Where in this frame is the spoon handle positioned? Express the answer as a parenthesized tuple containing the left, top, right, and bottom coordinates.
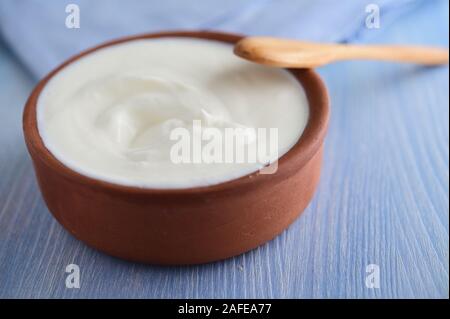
(335, 44, 449, 65)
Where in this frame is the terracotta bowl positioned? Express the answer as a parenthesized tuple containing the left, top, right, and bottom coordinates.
(23, 31, 329, 265)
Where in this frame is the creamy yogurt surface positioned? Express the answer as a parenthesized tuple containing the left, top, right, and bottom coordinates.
(37, 38, 309, 189)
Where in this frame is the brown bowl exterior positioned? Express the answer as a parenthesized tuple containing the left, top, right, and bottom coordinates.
(23, 31, 329, 265)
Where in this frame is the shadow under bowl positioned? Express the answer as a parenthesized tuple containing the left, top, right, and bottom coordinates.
(23, 31, 329, 265)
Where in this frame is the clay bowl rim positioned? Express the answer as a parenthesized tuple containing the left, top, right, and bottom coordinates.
(23, 30, 329, 196)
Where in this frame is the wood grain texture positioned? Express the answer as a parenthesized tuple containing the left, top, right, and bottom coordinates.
(0, 2, 448, 298)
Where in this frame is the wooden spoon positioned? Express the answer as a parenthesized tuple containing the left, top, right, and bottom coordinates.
(234, 37, 449, 68)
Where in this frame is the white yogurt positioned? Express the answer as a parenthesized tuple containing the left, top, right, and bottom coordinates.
(37, 38, 309, 189)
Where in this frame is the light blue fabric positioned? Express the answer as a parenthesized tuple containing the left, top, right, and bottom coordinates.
(0, 0, 423, 79)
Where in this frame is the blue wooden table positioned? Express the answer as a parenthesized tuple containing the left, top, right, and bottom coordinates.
(0, 2, 448, 298)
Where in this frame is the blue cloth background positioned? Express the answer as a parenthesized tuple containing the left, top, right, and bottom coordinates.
(0, 0, 423, 78)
